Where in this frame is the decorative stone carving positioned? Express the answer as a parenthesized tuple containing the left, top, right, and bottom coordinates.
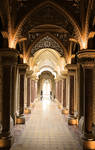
(31, 35, 64, 56)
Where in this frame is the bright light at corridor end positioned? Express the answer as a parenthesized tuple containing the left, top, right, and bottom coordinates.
(42, 100, 51, 111)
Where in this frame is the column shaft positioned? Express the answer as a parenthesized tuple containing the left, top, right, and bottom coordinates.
(19, 74, 24, 115)
(63, 78, 66, 108)
(1, 66, 11, 135)
(84, 69, 93, 133)
(0, 49, 18, 148)
(11, 66, 17, 123)
(55, 81, 58, 100)
(69, 75, 74, 116)
(79, 66, 84, 118)
(27, 78, 31, 107)
(31, 80, 35, 103)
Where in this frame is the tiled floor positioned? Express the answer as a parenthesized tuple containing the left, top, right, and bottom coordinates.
(10, 100, 83, 150)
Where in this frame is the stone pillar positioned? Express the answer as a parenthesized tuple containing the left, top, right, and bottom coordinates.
(77, 50, 95, 149)
(69, 75, 74, 116)
(59, 80, 61, 103)
(58, 80, 60, 102)
(31, 80, 35, 103)
(55, 79, 58, 100)
(16, 64, 27, 124)
(0, 49, 18, 148)
(84, 69, 93, 134)
(78, 65, 84, 119)
(66, 64, 78, 125)
(24, 77, 31, 114)
(11, 66, 17, 125)
(60, 80, 62, 103)
(63, 78, 66, 108)
(61, 79, 63, 105)
(27, 78, 31, 107)
(20, 74, 24, 115)
(62, 78, 69, 115)
(57, 79, 63, 109)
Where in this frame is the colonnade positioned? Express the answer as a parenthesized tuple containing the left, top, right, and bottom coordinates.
(0, 48, 95, 149)
(0, 48, 38, 148)
(55, 50, 95, 149)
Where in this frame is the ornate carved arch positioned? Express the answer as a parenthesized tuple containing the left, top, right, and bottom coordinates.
(13, 1, 81, 47)
(26, 33, 68, 59)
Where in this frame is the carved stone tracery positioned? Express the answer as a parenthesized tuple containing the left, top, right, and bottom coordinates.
(31, 35, 64, 56)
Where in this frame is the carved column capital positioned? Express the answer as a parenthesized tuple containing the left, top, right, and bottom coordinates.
(0, 48, 19, 65)
(77, 49, 95, 68)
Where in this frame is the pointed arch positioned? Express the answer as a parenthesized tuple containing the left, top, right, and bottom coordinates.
(26, 32, 68, 60)
(13, 0, 81, 47)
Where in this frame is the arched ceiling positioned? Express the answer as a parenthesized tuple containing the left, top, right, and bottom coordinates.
(11, 0, 82, 49)
(0, 0, 95, 56)
(29, 48, 66, 77)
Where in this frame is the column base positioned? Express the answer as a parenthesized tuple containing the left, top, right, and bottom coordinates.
(24, 108, 31, 114)
(61, 109, 69, 115)
(0, 136, 13, 148)
(58, 104, 63, 109)
(16, 116, 25, 124)
(68, 117, 78, 125)
(83, 136, 95, 150)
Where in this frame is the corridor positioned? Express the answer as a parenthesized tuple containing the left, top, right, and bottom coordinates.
(11, 100, 83, 150)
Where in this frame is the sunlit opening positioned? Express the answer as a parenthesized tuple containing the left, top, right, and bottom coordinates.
(42, 80, 51, 110)
(43, 80, 51, 100)
(42, 99, 51, 111)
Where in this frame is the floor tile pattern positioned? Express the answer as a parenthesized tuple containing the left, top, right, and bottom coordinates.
(10, 100, 83, 150)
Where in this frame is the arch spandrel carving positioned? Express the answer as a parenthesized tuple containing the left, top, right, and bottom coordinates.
(30, 35, 64, 56)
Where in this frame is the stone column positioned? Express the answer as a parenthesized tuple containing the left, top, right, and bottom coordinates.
(84, 68, 93, 134)
(57, 79, 63, 109)
(58, 80, 61, 103)
(0, 49, 18, 148)
(35, 79, 38, 99)
(63, 78, 66, 108)
(78, 65, 84, 119)
(62, 78, 69, 115)
(27, 78, 31, 107)
(11, 66, 17, 125)
(66, 64, 78, 125)
(69, 75, 74, 116)
(77, 50, 95, 149)
(55, 79, 58, 100)
(60, 80, 62, 103)
(31, 80, 35, 103)
(16, 64, 27, 124)
(20, 74, 24, 114)
(61, 79, 63, 105)
(24, 77, 31, 114)
(68, 74, 78, 125)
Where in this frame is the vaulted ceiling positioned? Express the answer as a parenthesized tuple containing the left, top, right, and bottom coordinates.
(0, 0, 95, 62)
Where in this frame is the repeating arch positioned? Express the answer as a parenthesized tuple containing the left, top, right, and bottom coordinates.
(26, 33, 68, 60)
(13, 1, 81, 47)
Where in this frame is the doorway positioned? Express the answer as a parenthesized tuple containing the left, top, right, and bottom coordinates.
(42, 79, 51, 101)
